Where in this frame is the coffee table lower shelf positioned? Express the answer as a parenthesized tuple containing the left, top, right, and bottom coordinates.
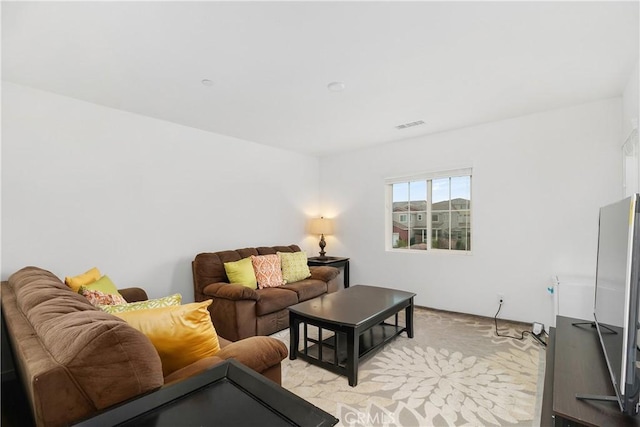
(300, 323, 403, 368)
(293, 319, 410, 386)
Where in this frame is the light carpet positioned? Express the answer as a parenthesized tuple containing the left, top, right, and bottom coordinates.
(271, 307, 546, 427)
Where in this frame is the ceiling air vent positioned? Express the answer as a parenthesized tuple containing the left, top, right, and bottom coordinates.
(395, 120, 425, 130)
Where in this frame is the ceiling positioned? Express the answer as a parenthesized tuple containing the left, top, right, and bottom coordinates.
(2, 1, 639, 157)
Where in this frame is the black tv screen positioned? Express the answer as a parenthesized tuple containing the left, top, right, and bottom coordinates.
(593, 194, 640, 415)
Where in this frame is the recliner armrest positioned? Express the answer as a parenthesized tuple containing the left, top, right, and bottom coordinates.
(215, 336, 287, 374)
(203, 282, 260, 301)
(162, 356, 224, 385)
(118, 287, 148, 303)
(309, 266, 340, 282)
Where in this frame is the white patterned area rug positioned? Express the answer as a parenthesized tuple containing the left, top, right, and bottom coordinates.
(271, 307, 546, 427)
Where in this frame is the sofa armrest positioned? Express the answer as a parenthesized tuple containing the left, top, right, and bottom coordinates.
(216, 336, 287, 374)
(162, 356, 224, 385)
(203, 282, 260, 301)
(118, 287, 148, 303)
(309, 266, 340, 282)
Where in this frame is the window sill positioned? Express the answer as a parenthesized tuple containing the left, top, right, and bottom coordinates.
(386, 248, 473, 256)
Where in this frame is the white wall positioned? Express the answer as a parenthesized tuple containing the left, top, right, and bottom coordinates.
(1, 82, 321, 300)
(319, 98, 622, 327)
(622, 60, 640, 196)
(622, 60, 639, 141)
(1, 81, 627, 327)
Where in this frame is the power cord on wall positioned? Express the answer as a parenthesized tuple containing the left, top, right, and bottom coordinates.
(494, 302, 547, 347)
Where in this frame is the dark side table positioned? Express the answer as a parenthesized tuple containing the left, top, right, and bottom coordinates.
(308, 256, 350, 288)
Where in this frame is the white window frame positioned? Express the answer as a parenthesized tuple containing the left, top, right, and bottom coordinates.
(385, 167, 472, 254)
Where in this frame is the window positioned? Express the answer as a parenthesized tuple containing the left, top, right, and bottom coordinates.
(387, 169, 471, 252)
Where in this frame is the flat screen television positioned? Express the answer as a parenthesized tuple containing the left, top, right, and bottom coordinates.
(592, 194, 640, 415)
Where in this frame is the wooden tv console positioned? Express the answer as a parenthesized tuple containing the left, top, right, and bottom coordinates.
(542, 315, 640, 426)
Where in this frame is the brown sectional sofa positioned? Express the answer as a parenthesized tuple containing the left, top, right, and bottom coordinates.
(193, 245, 340, 341)
(1, 266, 288, 427)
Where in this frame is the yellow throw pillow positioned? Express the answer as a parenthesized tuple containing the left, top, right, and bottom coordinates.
(223, 257, 257, 289)
(65, 267, 101, 292)
(277, 251, 311, 283)
(80, 275, 122, 296)
(114, 300, 220, 377)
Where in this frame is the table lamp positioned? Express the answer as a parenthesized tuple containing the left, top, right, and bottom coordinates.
(309, 217, 334, 258)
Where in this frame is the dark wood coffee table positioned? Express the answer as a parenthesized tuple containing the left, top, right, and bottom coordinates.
(289, 285, 415, 386)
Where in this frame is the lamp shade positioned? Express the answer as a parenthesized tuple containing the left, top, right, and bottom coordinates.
(309, 217, 334, 235)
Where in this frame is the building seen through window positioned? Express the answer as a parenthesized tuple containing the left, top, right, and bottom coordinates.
(390, 174, 471, 251)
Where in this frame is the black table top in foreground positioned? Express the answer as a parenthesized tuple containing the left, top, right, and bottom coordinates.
(75, 359, 338, 427)
(289, 285, 416, 386)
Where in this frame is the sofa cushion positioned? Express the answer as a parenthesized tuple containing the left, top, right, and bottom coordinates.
(282, 279, 328, 302)
(115, 300, 221, 377)
(255, 287, 299, 316)
(257, 246, 296, 255)
(251, 254, 284, 289)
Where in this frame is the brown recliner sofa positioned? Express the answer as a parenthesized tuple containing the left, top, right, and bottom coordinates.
(193, 245, 340, 341)
(1, 266, 288, 427)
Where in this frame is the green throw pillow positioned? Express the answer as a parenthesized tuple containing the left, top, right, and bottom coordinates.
(278, 251, 311, 283)
(224, 257, 257, 289)
(79, 275, 122, 297)
(100, 293, 183, 314)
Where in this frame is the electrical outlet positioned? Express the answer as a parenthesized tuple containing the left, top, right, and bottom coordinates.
(533, 322, 544, 335)
(497, 293, 505, 305)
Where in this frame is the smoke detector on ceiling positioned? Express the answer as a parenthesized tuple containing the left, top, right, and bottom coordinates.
(327, 81, 346, 92)
(395, 120, 425, 130)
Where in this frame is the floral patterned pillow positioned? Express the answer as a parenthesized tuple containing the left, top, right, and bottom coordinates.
(251, 254, 285, 289)
(81, 288, 127, 307)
